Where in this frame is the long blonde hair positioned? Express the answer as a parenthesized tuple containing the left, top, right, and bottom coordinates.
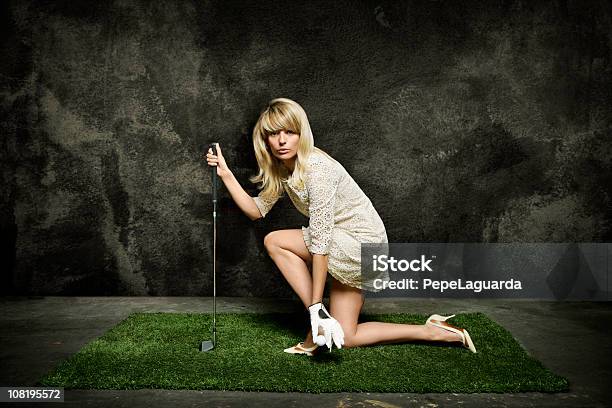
(250, 98, 332, 197)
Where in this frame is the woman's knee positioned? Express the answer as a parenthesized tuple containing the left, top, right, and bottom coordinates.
(263, 230, 281, 253)
(341, 330, 359, 348)
(263, 230, 311, 264)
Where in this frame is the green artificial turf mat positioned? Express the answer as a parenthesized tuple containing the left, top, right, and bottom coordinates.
(39, 312, 569, 393)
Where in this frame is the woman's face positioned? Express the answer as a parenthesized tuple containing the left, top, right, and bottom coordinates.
(267, 129, 300, 160)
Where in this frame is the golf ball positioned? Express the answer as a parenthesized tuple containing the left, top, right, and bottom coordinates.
(315, 335, 326, 346)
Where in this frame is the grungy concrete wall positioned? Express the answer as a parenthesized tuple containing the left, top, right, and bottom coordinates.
(1, 0, 611, 296)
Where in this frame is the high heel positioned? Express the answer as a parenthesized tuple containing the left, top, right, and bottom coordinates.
(426, 315, 477, 353)
(283, 342, 319, 356)
(425, 314, 455, 325)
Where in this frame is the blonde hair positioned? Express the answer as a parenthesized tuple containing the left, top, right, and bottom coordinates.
(250, 98, 332, 197)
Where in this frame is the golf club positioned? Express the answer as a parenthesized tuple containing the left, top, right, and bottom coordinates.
(200, 142, 218, 352)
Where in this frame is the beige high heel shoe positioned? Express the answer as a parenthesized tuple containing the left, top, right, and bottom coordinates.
(426, 314, 477, 353)
(426, 313, 455, 325)
(283, 342, 319, 356)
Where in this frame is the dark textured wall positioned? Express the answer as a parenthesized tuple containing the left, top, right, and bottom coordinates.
(1, 0, 611, 296)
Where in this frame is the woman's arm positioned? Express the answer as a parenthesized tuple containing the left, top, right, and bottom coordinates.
(220, 171, 263, 221)
(206, 143, 263, 221)
(311, 254, 329, 304)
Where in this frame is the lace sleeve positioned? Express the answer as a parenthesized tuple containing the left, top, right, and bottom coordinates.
(253, 190, 281, 218)
(305, 158, 340, 255)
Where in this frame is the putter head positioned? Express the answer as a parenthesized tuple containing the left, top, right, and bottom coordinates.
(199, 340, 214, 352)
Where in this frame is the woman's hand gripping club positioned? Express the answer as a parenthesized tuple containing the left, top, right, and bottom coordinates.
(206, 142, 231, 179)
(308, 302, 345, 350)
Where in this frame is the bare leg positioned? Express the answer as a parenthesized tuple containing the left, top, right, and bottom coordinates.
(264, 229, 313, 307)
(329, 279, 463, 347)
(264, 229, 317, 347)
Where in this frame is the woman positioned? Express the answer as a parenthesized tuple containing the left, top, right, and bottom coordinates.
(205, 97, 476, 355)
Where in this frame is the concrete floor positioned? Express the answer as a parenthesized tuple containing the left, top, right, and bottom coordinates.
(0, 296, 610, 408)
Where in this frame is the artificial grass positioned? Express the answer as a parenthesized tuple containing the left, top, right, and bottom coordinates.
(38, 312, 569, 393)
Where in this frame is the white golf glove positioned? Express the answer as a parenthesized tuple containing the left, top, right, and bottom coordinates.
(308, 302, 345, 350)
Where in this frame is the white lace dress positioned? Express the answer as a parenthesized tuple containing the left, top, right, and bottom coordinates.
(253, 150, 389, 292)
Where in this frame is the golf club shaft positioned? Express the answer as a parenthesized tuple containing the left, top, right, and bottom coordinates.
(210, 143, 218, 344)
